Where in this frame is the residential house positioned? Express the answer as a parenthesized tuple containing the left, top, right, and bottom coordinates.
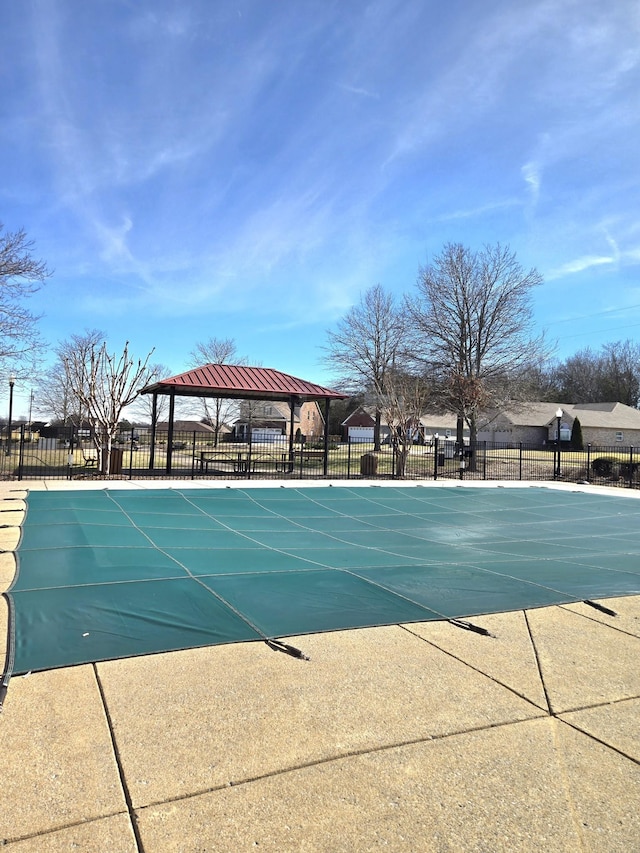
(549, 403, 640, 447)
(234, 400, 324, 441)
(477, 403, 562, 445)
(156, 420, 224, 439)
(477, 402, 640, 447)
(342, 401, 640, 448)
(341, 406, 467, 444)
(341, 407, 391, 443)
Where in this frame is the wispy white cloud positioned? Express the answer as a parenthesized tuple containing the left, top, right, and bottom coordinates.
(93, 215, 133, 264)
(337, 83, 379, 100)
(522, 162, 541, 206)
(435, 199, 522, 223)
(382, 1, 562, 165)
(127, 8, 194, 40)
(547, 255, 615, 279)
(602, 228, 622, 264)
(545, 217, 640, 282)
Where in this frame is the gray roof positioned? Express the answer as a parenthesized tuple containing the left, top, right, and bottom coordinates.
(346, 401, 640, 432)
(419, 413, 460, 430)
(156, 420, 218, 433)
(343, 406, 460, 430)
(480, 402, 640, 430)
(566, 402, 640, 429)
(480, 403, 564, 428)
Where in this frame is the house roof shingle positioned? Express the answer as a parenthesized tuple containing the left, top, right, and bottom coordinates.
(480, 402, 640, 431)
(155, 420, 219, 434)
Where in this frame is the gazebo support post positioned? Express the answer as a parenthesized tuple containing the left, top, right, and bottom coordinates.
(166, 392, 175, 474)
(323, 399, 330, 477)
(289, 397, 296, 469)
(149, 393, 157, 470)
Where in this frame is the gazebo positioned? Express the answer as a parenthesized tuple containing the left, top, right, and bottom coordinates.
(140, 364, 348, 475)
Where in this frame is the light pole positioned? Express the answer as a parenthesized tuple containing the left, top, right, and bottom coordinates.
(6, 375, 15, 457)
(555, 407, 563, 479)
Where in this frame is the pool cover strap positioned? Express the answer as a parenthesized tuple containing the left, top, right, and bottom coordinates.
(265, 639, 311, 660)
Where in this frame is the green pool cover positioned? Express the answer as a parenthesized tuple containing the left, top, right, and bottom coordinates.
(3, 485, 640, 699)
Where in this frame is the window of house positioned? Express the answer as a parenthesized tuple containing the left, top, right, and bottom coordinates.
(616, 431, 624, 442)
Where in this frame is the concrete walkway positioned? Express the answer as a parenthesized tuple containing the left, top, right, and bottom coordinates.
(1, 481, 639, 851)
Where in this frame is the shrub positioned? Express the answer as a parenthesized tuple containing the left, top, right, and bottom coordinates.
(570, 417, 583, 450)
(620, 460, 640, 480)
(306, 440, 339, 451)
(591, 456, 620, 478)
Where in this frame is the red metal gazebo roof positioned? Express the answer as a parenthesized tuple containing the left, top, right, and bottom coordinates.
(141, 364, 348, 402)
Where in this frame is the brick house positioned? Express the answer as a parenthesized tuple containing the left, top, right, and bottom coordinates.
(343, 402, 640, 447)
(235, 400, 324, 441)
(340, 407, 390, 443)
(477, 402, 640, 446)
(547, 403, 640, 446)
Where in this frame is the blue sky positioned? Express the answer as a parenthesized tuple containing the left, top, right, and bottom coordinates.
(2, 0, 639, 418)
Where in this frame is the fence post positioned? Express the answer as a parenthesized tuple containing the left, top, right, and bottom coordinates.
(298, 440, 304, 478)
(587, 444, 591, 481)
(433, 436, 439, 480)
(190, 431, 197, 480)
(483, 441, 487, 480)
(519, 442, 523, 481)
(67, 427, 76, 480)
(17, 424, 25, 481)
(629, 446, 634, 489)
(128, 427, 134, 480)
(347, 438, 352, 479)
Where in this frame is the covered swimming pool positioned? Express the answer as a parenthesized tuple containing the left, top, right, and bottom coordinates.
(3, 483, 640, 702)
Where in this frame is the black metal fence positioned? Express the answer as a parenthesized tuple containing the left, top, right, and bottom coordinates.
(2, 426, 640, 490)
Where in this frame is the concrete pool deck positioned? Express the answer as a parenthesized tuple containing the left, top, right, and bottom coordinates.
(1, 480, 640, 851)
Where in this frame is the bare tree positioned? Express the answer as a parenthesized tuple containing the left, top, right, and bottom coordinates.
(514, 360, 562, 402)
(378, 369, 432, 477)
(34, 360, 76, 424)
(552, 340, 640, 407)
(406, 243, 546, 457)
(36, 330, 104, 425)
(553, 348, 603, 403)
(188, 337, 248, 446)
(323, 285, 405, 450)
(0, 223, 51, 376)
(62, 337, 155, 474)
(600, 340, 640, 407)
(127, 362, 174, 424)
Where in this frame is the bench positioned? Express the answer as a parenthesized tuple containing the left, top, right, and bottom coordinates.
(275, 450, 325, 472)
(293, 450, 325, 460)
(199, 452, 249, 474)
